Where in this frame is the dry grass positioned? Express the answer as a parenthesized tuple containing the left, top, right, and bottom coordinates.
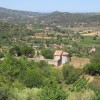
(67, 89, 95, 100)
(70, 57, 90, 68)
(81, 32, 97, 36)
(81, 31, 100, 36)
(31, 36, 51, 39)
(88, 77, 100, 91)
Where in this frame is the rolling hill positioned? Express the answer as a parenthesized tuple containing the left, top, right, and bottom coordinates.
(0, 7, 100, 26)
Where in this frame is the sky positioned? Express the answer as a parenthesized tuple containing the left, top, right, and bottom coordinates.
(0, 0, 100, 12)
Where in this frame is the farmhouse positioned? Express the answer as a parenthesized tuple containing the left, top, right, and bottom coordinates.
(53, 50, 69, 66)
(28, 50, 69, 66)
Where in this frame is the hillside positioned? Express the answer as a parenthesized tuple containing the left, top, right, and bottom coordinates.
(39, 11, 100, 26)
(0, 7, 100, 26)
(0, 7, 48, 24)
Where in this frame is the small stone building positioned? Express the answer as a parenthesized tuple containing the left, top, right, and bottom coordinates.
(62, 51, 69, 64)
(53, 50, 69, 66)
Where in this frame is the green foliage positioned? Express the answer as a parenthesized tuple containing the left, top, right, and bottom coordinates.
(0, 76, 11, 100)
(0, 56, 63, 89)
(38, 60, 48, 68)
(84, 50, 100, 75)
(0, 57, 28, 82)
(93, 35, 97, 40)
(41, 48, 54, 59)
(62, 64, 82, 84)
(0, 46, 99, 99)
(0, 86, 9, 100)
(0, 52, 4, 58)
(23, 69, 44, 88)
(67, 89, 94, 100)
(93, 90, 100, 100)
(77, 36, 100, 46)
(72, 78, 88, 92)
(84, 63, 100, 75)
(9, 46, 22, 56)
(21, 45, 35, 57)
(38, 84, 67, 100)
(10, 88, 41, 100)
(9, 45, 35, 57)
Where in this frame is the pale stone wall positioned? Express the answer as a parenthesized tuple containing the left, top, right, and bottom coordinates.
(48, 60, 58, 66)
(54, 55, 60, 60)
(62, 56, 68, 64)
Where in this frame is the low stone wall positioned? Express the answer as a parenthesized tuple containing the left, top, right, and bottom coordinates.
(28, 58, 58, 66)
(48, 60, 58, 66)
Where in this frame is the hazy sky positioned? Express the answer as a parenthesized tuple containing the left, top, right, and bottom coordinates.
(0, 0, 100, 12)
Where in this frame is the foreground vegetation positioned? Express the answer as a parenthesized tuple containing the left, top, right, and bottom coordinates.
(0, 48, 100, 100)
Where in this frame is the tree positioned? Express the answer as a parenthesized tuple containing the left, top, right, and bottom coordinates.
(0, 52, 4, 58)
(41, 49, 54, 59)
(63, 64, 82, 84)
(21, 45, 35, 57)
(93, 35, 97, 40)
(38, 83, 67, 100)
(9, 45, 35, 57)
(9, 46, 22, 56)
(84, 49, 100, 75)
(23, 69, 44, 88)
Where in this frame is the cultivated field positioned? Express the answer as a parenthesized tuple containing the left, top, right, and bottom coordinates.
(70, 57, 90, 68)
(81, 31, 100, 36)
(31, 36, 51, 39)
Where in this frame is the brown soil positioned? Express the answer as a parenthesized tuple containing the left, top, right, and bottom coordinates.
(70, 57, 90, 68)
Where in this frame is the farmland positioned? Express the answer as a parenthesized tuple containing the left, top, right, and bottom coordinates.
(0, 7, 100, 100)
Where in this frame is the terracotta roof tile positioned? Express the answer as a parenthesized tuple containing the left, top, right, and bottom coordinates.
(62, 52, 69, 55)
(54, 50, 63, 56)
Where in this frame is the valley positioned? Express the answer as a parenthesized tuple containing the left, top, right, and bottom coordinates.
(0, 7, 100, 100)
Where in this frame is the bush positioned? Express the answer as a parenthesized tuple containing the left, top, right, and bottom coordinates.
(93, 90, 100, 100)
(0, 76, 11, 100)
(10, 88, 40, 100)
(63, 64, 82, 84)
(84, 50, 100, 75)
(23, 69, 44, 88)
(9, 45, 35, 57)
(41, 49, 54, 59)
(21, 45, 35, 57)
(38, 84, 67, 100)
(67, 89, 94, 100)
(0, 52, 4, 58)
(9, 46, 22, 56)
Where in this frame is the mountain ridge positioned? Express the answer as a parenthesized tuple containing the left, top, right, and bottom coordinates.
(0, 7, 100, 26)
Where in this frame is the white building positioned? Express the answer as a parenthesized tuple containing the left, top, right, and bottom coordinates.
(54, 50, 69, 66)
(62, 52, 69, 64)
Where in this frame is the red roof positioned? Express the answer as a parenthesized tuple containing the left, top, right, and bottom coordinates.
(54, 50, 63, 56)
(54, 50, 68, 56)
(62, 52, 68, 56)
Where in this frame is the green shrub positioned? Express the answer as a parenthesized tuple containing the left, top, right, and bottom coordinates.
(67, 89, 94, 100)
(38, 84, 67, 100)
(10, 88, 40, 100)
(62, 64, 82, 84)
(41, 48, 54, 59)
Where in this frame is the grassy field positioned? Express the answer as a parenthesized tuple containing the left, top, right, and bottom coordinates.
(76, 37, 100, 47)
(70, 57, 90, 68)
